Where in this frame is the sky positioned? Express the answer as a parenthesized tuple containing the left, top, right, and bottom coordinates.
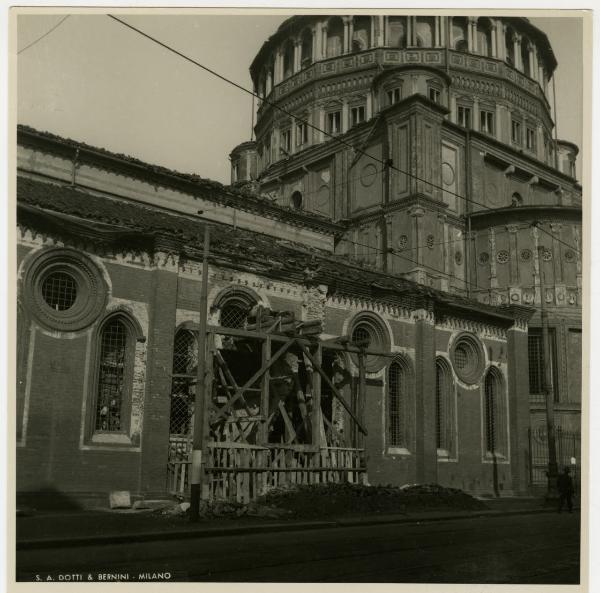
(16, 12, 584, 184)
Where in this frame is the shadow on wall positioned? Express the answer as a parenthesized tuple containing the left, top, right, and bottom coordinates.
(17, 485, 84, 512)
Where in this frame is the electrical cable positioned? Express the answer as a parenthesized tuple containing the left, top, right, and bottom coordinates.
(18, 15, 70, 55)
(106, 13, 581, 256)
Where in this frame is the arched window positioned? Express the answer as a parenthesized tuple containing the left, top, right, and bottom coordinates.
(511, 192, 523, 207)
(476, 18, 493, 57)
(435, 358, 455, 456)
(350, 312, 391, 373)
(484, 367, 507, 457)
(452, 17, 468, 52)
(282, 40, 295, 79)
(216, 288, 258, 329)
(521, 39, 531, 76)
(291, 190, 303, 210)
(300, 29, 313, 68)
(326, 17, 344, 58)
(170, 329, 197, 437)
(388, 357, 412, 449)
(505, 28, 515, 66)
(94, 315, 137, 433)
(415, 16, 435, 47)
(352, 16, 371, 51)
(387, 16, 407, 48)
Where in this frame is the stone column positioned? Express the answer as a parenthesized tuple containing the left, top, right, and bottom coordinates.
(530, 44, 538, 80)
(370, 17, 375, 48)
(473, 96, 480, 132)
(507, 224, 519, 286)
(318, 106, 325, 142)
(468, 17, 476, 53)
(378, 16, 385, 46)
(343, 19, 350, 54)
(290, 120, 296, 154)
(514, 34, 521, 70)
(346, 17, 354, 53)
(407, 17, 414, 47)
(440, 16, 446, 46)
(322, 25, 328, 59)
(366, 93, 373, 120)
(294, 39, 301, 73)
(266, 68, 273, 95)
(413, 307, 438, 484)
(491, 23, 497, 57)
(434, 16, 441, 46)
(314, 22, 322, 59)
(341, 99, 349, 133)
(496, 22, 505, 61)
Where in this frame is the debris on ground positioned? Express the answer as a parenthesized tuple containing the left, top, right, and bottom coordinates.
(156, 499, 292, 520)
(255, 482, 488, 519)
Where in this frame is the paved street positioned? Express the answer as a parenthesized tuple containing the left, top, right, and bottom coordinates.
(17, 512, 580, 584)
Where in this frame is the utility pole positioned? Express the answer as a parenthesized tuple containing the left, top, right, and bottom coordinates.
(190, 224, 210, 522)
(537, 242, 558, 499)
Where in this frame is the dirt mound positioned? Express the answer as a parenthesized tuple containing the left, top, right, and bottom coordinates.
(257, 482, 488, 519)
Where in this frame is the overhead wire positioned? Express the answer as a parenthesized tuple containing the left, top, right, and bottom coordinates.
(106, 13, 581, 256)
(18, 15, 70, 55)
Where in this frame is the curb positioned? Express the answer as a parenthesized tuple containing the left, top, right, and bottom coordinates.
(16, 507, 564, 551)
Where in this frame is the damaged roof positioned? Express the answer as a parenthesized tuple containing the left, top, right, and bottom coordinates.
(17, 125, 344, 237)
(17, 175, 531, 326)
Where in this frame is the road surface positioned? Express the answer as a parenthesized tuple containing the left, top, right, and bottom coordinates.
(17, 512, 580, 584)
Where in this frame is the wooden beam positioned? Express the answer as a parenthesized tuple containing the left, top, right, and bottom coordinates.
(212, 338, 297, 422)
(300, 345, 368, 436)
(259, 336, 271, 444)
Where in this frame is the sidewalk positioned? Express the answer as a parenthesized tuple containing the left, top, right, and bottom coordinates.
(16, 496, 573, 550)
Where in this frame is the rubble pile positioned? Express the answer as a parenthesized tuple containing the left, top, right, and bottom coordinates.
(257, 482, 488, 518)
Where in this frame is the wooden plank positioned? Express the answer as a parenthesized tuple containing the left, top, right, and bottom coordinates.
(300, 345, 368, 436)
(278, 400, 297, 444)
(212, 338, 297, 422)
(260, 336, 271, 445)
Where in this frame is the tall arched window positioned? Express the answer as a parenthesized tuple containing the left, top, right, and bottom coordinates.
(352, 16, 371, 51)
(326, 17, 344, 58)
(170, 329, 197, 438)
(415, 17, 435, 47)
(300, 29, 313, 67)
(388, 357, 412, 449)
(452, 17, 468, 52)
(282, 40, 295, 79)
(505, 28, 515, 66)
(476, 18, 493, 57)
(521, 39, 531, 76)
(484, 367, 507, 457)
(435, 358, 455, 456)
(94, 315, 137, 433)
(387, 16, 407, 48)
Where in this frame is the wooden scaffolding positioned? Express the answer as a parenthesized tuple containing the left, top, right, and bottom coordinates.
(167, 307, 371, 502)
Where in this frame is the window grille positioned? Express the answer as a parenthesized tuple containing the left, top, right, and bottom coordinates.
(528, 330, 559, 403)
(95, 319, 128, 432)
(351, 325, 371, 348)
(454, 345, 468, 370)
(435, 362, 447, 450)
(42, 271, 77, 311)
(388, 362, 404, 447)
(170, 329, 197, 436)
(220, 303, 250, 329)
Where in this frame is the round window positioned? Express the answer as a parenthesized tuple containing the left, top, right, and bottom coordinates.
(450, 333, 485, 384)
(22, 248, 107, 332)
(350, 313, 390, 373)
(41, 271, 78, 311)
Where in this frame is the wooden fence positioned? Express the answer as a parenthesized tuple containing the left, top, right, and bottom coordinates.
(167, 442, 367, 502)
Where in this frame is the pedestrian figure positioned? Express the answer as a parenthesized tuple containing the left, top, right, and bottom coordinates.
(557, 467, 575, 513)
